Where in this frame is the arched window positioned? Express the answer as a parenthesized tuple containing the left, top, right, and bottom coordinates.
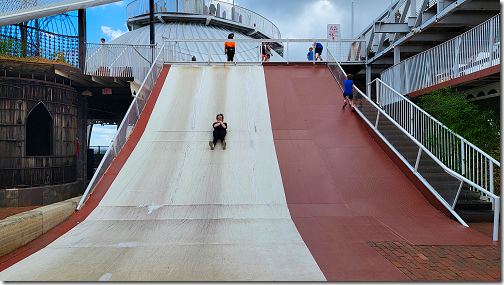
(26, 102, 52, 156)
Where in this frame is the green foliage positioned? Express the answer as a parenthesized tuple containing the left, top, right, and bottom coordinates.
(0, 38, 26, 57)
(50, 50, 67, 63)
(417, 87, 500, 161)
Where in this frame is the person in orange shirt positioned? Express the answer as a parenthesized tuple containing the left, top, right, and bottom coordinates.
(224, 33, 235, 62)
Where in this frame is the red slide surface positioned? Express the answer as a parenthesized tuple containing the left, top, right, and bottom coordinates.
(263, 64, 495, 281)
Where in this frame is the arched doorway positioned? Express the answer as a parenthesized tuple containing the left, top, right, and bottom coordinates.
(26, 102, 52, 156)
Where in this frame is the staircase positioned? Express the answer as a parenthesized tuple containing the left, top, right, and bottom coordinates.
(367, 109, 494, 222)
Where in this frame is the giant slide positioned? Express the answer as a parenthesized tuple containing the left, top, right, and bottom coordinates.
(0, 66, 325, 281)
(0, 65, 495, 281)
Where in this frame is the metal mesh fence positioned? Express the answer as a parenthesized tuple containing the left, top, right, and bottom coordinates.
(0, 24, 79, 66)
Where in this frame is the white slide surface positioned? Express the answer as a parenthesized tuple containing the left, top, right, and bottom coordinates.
(0, 66, 325, 281)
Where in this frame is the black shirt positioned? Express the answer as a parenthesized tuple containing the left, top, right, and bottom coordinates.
(213, 122, 227, 131)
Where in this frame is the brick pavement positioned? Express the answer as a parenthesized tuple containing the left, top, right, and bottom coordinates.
(0, 207, 500, 281)
(368, 241, 500, 281)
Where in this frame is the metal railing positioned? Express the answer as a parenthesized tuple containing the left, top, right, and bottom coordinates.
(126, 0, 281, 39)
(380, 14, 500, 95)
(162, 38, 365, 63)
(373, 79, 500, 196)
(0, 24, 80, 67)
(84, 43, 161, 79)
(77, 45, 165, 210)
(89, 146, 109, 155)
(327, 50, 500, 241)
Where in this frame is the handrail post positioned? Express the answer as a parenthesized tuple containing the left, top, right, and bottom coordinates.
(488, 22, 494, 68)
(409, 104, 413, 135)
(490, 162, 494, 210)
(461, 140, 465, 175)
(414, 147, 422, 171)
(493, 197, 499, 241)
(286, 39, 289, 64)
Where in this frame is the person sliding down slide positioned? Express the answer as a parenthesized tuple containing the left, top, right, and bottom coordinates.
(209, 113, 227, 150)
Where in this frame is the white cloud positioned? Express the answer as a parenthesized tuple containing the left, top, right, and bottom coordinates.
(90, 125, 117, 146)
(101, 25, 127, 40)
(258, 0, 342, 40)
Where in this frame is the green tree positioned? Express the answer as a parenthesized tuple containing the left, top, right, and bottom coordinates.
(416, 87, 500, 160)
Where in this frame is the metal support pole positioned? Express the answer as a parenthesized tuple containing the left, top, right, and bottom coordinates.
(34, 19, 40, 57)
(149, 0, 155, 63)
(351, 2, 354, 38)
(437, 0, 444, 14)
(394, 45, 400, 64)
(20, 22, 27, 57)
(366, 65, 372, 96)
(78, 9, 87, 72)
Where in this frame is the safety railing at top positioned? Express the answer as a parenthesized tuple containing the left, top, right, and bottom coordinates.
(84, 43, 161, 79)
(327, 50, 500, 241)
(162, 38, 365, 63)
(77, 45, 165, 210)
(126, 0, 281, 40)
(380, 14, 500, 95)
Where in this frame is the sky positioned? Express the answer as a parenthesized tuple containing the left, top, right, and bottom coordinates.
(86, 0, 393, 146)
(86, 0, 392, 42)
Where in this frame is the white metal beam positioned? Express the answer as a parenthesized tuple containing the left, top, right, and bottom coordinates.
(0, 0, 121, 27)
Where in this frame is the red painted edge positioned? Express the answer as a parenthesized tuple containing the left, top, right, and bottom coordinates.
(407, 65, 500, 98)
(358, 117, 451, 216)
(0, 65, 171, 272)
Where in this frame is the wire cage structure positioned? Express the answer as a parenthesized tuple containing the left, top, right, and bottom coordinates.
(0, 13, 80, 67)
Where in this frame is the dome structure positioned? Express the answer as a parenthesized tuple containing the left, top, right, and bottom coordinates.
(111, 22, 283, 62)
(109, 0, 284, 62)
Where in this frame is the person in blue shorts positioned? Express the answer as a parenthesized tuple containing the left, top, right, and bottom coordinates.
(307, 47, 314, 61)
(314, 42, 323, 61)
(343, 74, 355, 111)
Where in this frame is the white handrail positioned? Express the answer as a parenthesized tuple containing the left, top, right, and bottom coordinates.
(373, 78, 499, 166)
(327, 50, 500, 241)
(161, 38, 366, 64)
(77, 45, 165, 211)
(381, 14, 500, 95)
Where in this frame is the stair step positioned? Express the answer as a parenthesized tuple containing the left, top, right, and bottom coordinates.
(453, 210, 495, 223)
(455, 200, 493, 211)
(457, 190, 483, 200)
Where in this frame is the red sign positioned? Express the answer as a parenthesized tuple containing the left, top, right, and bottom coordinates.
(102, 88, 112, 95)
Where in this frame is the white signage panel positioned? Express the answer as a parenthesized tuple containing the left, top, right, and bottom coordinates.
(327, 24, 341, 41)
